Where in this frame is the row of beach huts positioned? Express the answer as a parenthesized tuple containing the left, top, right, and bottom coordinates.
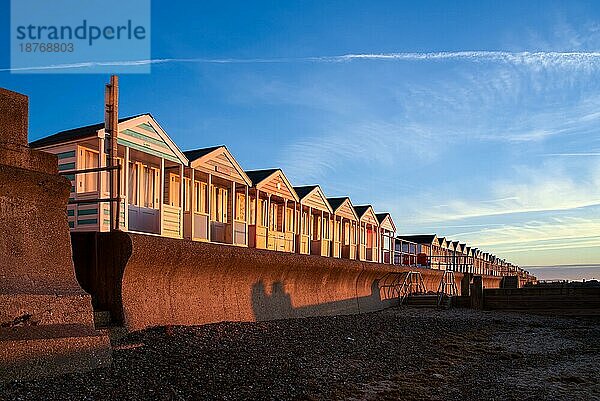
(30, 113, 534, 281)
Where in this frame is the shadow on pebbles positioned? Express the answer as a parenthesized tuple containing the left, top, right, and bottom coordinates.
(2, 308, 599, 400)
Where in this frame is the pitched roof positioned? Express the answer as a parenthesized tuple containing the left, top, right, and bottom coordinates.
(183, 145, 225, 161)
(376, 212, 396, 232)
(293, 185, 332, 212)
(245, 169, 280, 185)
(293, 185, 319, 200)
(29, 114, 146, 148)
(327, 197, 349, 211)
(185, 145, 251, 185)
(353, 205, 371, 218)
(397, 234, 437, 244)
(375, 213, 390, 224)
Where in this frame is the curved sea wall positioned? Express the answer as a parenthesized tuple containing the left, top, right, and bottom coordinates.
(72, 232, 500, 332)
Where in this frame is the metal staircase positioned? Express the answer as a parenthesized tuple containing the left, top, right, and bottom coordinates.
(378, 270, 458, 309)
(436, 270, 458, 307)
(378, 271, 427, 304)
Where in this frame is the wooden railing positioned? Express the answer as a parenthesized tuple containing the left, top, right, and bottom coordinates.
(331, 240, 342, 258)
(342, 244, 356, 260)
(297, 234, 310, 254)
(192, 212, 209, 240)
(163, 204, 182, 238)
(311, 239, 331, 257)
(268, 230, 294, 252)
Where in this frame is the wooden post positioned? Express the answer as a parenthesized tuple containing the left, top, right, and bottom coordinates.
(207, 173, 212, 242)
(308, 206, 312, 254)
(320, 210, 324, 241)
(254, 189, 259, 227)
(391, 235, 395, 265)
(159, 157, 164, 236)
(105, 75, 119, 231)
(231, 181, 236, 244)
(124, 147, 130, 231)
(267, 194, 271, 228)
(190, 168, 195, 240)
(98, 137, 105, 231)
(179, 164, 184, 238)
(267, 194, 271, 249)
(292, 200, 297, 252)
(283, 199, 287, 232)
(245, 185, 249, 246)
(299, 203, 303, 253)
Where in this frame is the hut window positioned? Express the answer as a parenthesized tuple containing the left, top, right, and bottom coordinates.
(322, 216, 330, 240)
(79, 148, 99, 193)
(343, 222, 350, 245)
(269, 203, 278, 231)
(194, 181, 207, 214)
(211, 186, 228, 223)
(383, 235, 390, 250)
(169, 174, 181, 207)
(302, 211, 310, 235)
(312, 215, 321, 240)
(141, 165, 158, 209)
(182, 177, 191, 212)
(128, 162, 138, 205)
(115, 157, 124, 196)
(236, 192, 246, 221)
(259, 199, 268, 226)
(285, 207, 293, 232)
(249, 198, 256, 225)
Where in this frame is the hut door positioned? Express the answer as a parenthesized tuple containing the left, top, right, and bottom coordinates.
(128, 162, 160, 234)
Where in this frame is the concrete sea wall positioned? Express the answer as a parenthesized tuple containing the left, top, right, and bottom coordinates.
(73, 232, 501, 332)
(0, 88, 110, 383)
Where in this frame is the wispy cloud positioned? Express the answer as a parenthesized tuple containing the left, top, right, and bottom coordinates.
(545, 153, 600, 157)
(4, 51, 600, 72)
(418, 161, 600, 223)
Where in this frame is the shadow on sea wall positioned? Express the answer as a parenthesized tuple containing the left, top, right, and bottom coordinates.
(72, 232, 501, 331)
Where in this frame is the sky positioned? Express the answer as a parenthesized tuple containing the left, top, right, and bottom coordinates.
(1, 1, 600, 279)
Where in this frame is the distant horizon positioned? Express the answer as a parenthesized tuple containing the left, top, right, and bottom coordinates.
(524, 264, 600, 281)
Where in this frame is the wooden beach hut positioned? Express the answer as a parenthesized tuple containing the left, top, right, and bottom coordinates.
(376, 213, 396, 264)
(183, 146, 252, 246)
(30, 114, 189, 238)
(437, 237, 450, 270)
(396, 234, 440, 267)
(353, 205, 379, 262)
(327, 197, 359, 259)
(393, 236, 418, 266)
(472, 248, 482, 274)
(463, 246, 473, 273)
(451, 241, 461, 271)
(294, 185, 334, 257)
(245, 169, 299, 253)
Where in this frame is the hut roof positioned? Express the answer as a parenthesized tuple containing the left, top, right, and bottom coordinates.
(30, 114, 146, 148)
(397, 234, 437, 244)
(183, 145, 225, 161)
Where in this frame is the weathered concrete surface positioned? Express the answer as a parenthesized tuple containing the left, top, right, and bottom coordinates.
(73, 231, 502, 332)
(0, 88, 111, 383)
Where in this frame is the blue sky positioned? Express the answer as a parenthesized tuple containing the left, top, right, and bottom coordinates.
(1, 1, 600, 277)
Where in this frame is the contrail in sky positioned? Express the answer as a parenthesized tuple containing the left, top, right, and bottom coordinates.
(3, 51, 600, 72)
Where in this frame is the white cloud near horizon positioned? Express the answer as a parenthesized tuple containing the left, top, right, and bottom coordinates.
(4, 51, 600, 72)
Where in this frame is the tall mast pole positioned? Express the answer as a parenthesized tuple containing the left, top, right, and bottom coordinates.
(105, 75, 120, 231)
